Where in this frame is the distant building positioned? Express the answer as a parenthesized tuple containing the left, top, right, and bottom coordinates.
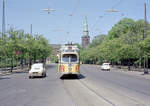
(50, 44, 61, 56)
(81, 16, 90, 49)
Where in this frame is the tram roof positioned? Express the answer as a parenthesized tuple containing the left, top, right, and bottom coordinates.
(60, 45, 79, 53)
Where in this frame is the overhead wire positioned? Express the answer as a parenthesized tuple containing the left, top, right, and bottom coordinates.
(111, 0, 126, 17)
(91, 0, 124, 31)
(48, 0, 55, 8)
(67, 0, 80, 27)
(91, 14, 106, 30)
(65, 0, 80, 42)
(112, 0, 123, 9)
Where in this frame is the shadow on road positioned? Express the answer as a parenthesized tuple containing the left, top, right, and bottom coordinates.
(60, 74, 85, 80)
(78, 74, 85, 79)
(29, 76, 47, 79)
(0, 77, 11, 80)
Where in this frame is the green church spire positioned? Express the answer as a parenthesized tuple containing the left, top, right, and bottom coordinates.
(83, 16, 89, 37)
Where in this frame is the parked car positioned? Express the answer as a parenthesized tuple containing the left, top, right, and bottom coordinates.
(29, 63, 46, 78)
(101, 63, 110, 71)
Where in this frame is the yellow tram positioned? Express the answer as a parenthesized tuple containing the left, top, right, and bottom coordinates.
(58, 44, 80, 78)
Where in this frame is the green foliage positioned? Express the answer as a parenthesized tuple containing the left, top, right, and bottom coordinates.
(108, 18, 135, 39)
(74, 43, 82, 50)
(80, 18, 150, 66)
(89, 34, 106, 48)
(0, 28, 53, 68)
(143, 36, 150, 57)
(50, 54, 58, 63)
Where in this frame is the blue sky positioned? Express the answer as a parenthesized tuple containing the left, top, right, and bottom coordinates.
(0, 0, 150, 44)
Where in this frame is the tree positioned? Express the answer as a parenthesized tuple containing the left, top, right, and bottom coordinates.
(108, 18, 135, 39)
(0, 28, 53, 71)
(89, 34, 106, 48)
(80, 18, 150, 68)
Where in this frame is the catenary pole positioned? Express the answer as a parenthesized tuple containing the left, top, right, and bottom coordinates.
(144, 3, 149, 74)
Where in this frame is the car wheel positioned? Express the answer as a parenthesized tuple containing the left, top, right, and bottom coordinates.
(42, 73, 46, 78)
(29, 76, 33, 79)
(44, 73, 46, 77)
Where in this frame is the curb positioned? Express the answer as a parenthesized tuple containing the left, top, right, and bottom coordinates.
(0, 68, 29, 77)
(0, 72, 12, 76)
(111, 68, 150, 80)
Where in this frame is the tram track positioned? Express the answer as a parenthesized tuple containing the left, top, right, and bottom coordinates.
(60, 76, 116, 106)
(90, 77, 147, 106)
(61, 80, 78, 106)
(77, 79, 116, 106)
(57, 64, 150, 106)
(78, 79, 146, 106)
(60, 74, 147, 106)
(80, 65, 149, 106)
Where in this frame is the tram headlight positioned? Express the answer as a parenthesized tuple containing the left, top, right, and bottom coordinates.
(75, 65, 79, 71)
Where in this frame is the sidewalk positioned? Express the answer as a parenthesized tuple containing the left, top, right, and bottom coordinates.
(0, 66, 29, 76)
(111, 66, 150, 80)
(0, 71, 12, 76)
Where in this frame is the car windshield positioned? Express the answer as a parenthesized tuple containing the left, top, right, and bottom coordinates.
(32, 64, 43, 68)
(62, 54, 77, 62)
(103, 63, 109, 66)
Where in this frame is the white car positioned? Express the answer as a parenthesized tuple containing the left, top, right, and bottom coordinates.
(29, 63, 46, 78)
(101, 63, 110, 71)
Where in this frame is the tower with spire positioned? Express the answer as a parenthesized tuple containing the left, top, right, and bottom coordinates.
(81, 16, 90, 49)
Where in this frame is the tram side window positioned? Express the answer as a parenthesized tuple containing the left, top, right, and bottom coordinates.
(62, 54, 77, 62)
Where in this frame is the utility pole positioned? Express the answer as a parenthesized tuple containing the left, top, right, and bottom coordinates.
(30, 24, 32, 36)
(2, 0, 5, 35)
(144, 3, 149, 74)
(29, 24, 33, 69)
(1, 0, 6, 70)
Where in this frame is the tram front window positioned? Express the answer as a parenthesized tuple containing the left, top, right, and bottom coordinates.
(62, 55, 70, 62)
(71, 54, 77, 62)
(62, 54, 77, 62)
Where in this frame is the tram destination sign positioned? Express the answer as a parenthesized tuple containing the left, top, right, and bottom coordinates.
(65, 49, 75, 52)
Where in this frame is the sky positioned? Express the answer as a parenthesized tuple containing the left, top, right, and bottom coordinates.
(0, 0, 150, 44)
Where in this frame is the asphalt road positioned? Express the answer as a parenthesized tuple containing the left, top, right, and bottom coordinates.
(0, 64, 150, 106)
